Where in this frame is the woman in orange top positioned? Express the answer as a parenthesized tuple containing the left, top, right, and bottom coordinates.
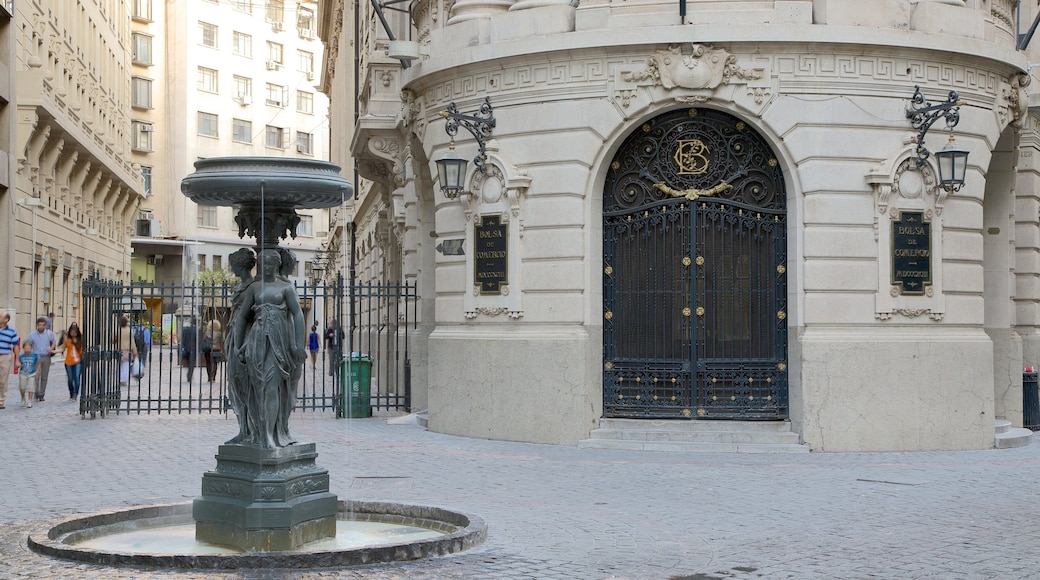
(58, 322, 85, 400)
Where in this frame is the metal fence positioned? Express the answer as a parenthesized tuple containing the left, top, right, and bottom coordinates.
(79, 276, 417, 419)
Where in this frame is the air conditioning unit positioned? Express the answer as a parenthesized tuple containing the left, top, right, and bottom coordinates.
(299, 28, 314, 39)
(271, 21, 283, 32)
(266, 60, 281, 71)
(306, 71, 314, 81)
(136, 218, 162, 237)
(296, 144, 307, 153)
(140, 124, 154, 132)
(233, 95, 252, 105)
(147, 255, 164, 265)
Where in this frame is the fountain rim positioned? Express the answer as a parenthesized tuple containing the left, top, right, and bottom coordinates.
(27, 500, 487, 570)
(180, 156, 354, 210)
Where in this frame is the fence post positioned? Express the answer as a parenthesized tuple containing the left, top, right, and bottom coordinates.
(1025, 370, 1039, 431)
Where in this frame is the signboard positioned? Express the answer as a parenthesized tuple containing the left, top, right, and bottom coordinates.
(474, 215, 507, 294)
(892, 211, 931, 294)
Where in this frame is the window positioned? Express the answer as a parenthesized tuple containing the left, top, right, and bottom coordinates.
(198, 206, 218, 228)
(297, 90, 314, 114)
(132, 121, 153, 152)
(267, 41, 283, 64)
(232, 118, 252, 143)
(233, 75, 252, 100)
(265, 0, 283, 24)
(141, 165, 152, 195)
(132, 0, 152, 21)
(298, 215, 313, 237)
(198, 254, 207, 269)
(233, 32, 252, 57)
(197, 67, 218, 93)
(213, 255, 223, 270)
(231, 0, 251, 14)
(197, 112, 218, 137)
(296, 131, 313, 155)
(265, 126, 286, 149)
(199, 22, 218, 48)
(297, 50, 313, 74)
(266, 83, 286, 107)
(131, 77, 152, 109)
(132, 33, 153, 65)
(297, 7, 315, 35)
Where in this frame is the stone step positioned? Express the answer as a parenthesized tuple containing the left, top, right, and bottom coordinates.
(587, 428, 802, 445)
(995, 426, 1033, 449)
(579, 418, 809, 453)
(597, 418, 797, 433)
(578, 439, 810, 454)
(994, 419, 1012, 434)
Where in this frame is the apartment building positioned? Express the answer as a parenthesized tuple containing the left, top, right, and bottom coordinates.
(130, 0, 331, 290)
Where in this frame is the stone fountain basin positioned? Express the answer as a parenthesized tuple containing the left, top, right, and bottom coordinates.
(28, 501, 486, 569)
(180, 157, 353, 209)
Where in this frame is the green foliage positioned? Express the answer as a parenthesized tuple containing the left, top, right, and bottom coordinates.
(196, 267, 235, 288)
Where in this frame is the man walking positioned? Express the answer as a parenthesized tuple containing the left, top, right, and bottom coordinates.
(324, 319, 344, 377)
(0, 313, 18, 409)
(181, 317, 200, 383)
(27, 317, 57, 402)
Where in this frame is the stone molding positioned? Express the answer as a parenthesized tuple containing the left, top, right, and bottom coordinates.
(867, 146, 946, 322)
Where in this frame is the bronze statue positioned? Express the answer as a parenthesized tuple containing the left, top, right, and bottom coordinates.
(228, 248, 307, 448)
(224, 248, 257, 444)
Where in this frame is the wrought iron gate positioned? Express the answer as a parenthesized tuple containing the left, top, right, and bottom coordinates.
(79, 276, 417, 418)
(603, 108, 788, 419)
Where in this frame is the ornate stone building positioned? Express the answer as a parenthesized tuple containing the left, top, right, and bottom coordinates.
(322, 0, 1040, 451)
(10, 0, 145, 330)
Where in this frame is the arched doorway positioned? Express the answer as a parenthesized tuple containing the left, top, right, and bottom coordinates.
(602, 108, 788, 419)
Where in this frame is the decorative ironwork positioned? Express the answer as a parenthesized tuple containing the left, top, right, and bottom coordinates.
(905, 85, 961, 169)
(440, 97, 496, 175)
(79, 276, 417, 418)
(603, 108, 787, 419)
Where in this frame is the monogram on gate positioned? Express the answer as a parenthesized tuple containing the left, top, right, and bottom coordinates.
(675, 139, 709, 174)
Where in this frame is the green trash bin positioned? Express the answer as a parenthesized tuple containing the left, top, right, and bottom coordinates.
(341, 355, 372, 418)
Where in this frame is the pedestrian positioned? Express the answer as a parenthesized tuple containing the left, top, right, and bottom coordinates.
(324, 319, 344, 377)
(308, 324, 320, 369)
(0, 312, 18, 409)
(26, 317, 57, 402)
(113, 316, 137, 386)
(203, 318, 224, 384)
(181, 316, 199, 383)
(17, 341, 37, 408)
(45, 312, 54, 331)
(142, 324, 152, 363)
(57, 322, 84, 400)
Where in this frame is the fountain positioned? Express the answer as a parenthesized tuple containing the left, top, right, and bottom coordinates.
(25, 157, 486, 569)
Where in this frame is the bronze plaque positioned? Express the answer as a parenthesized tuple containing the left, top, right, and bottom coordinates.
(474, 215, 507, 294)
(892, 211, 931, 294)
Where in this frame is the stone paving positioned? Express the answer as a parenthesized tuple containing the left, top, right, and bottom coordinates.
(2, 363, 1040, 579)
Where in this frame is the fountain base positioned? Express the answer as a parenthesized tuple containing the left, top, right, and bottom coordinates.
(193, 442, 338, 551)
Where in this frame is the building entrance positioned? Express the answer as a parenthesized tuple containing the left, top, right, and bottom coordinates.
(602, 108, 788, 419)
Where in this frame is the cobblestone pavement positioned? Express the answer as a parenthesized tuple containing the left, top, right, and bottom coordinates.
(2, 365, 1040, 579)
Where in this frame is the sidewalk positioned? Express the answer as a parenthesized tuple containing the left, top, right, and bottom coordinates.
(2, 364, 1040, 579)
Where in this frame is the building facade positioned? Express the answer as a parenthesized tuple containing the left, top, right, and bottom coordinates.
(325, 0, 1040, 451)
(130, 0, 332, 305)
(11, 0, 145, 332)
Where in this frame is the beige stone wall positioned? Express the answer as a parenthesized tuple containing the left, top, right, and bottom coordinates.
(342, 0, 1040, 449)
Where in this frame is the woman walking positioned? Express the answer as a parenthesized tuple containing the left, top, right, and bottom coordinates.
(58, 322, 84, 400)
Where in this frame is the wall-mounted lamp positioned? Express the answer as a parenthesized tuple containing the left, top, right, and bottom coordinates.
(906, 85, 969, 192)
(435, 97, 496, 199)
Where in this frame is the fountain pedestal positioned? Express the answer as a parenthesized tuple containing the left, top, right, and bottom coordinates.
(193, 443, 338, 551)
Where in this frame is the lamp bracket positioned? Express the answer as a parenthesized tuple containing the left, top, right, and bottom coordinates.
(906, 85, 961, 168)
(440, 97, 496, 174)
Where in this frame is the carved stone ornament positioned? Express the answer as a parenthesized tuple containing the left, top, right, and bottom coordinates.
(622, 44, 761, 91)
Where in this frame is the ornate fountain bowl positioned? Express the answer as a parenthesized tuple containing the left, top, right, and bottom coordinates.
(180, 157, 353, 209)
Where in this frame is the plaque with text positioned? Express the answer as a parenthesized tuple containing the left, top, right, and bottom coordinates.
(892, 211, 931, 294)
(474, 215, 507, 294)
